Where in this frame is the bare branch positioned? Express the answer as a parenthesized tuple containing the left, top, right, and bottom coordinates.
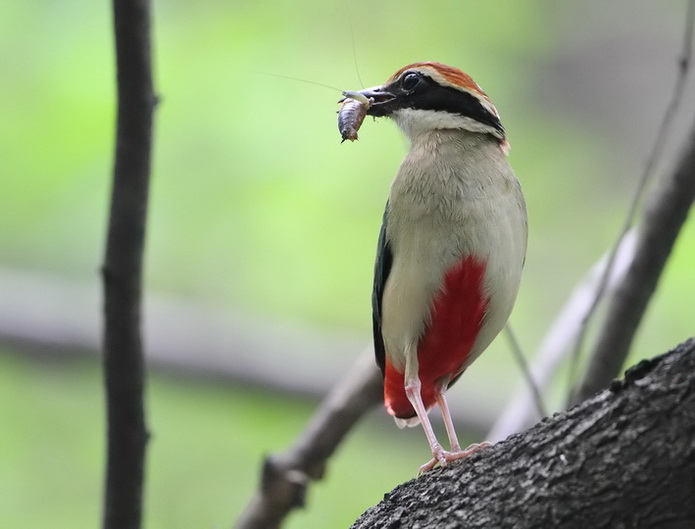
(503, 324, 547, 419)
(235, 347, 383, 529)
(568, 0, 695, 399)
(102, 0, 156, 527)
(489, 231, 636, 441)
(573, 114, 695, 403)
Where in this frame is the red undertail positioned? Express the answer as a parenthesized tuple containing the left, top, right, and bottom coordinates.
(384, 256, 488, 419)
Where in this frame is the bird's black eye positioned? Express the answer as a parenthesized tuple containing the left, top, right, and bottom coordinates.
(401, 72, 420, 91)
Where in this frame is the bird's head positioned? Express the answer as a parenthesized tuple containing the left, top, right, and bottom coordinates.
(352, 62, 508, 150)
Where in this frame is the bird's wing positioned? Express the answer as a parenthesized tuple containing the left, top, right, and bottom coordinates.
(372, 201, 393, 375)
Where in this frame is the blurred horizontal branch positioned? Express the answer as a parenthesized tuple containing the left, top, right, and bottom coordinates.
(0, 267, 359, 395)
(0, 267, 494, 432)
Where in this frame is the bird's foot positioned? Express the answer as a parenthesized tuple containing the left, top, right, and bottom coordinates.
(418, 441, 492, 474)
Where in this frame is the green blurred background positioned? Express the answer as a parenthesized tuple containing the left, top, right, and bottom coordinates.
(1, 1, 693, 527)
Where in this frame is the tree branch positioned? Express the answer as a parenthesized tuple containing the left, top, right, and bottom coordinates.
(574, 114, 695, 403)
(102, 1, 156, 528)
(488, 230, 637, 441)
(235, 347, 383, 529)
(571, 0, 695, 404)
(352, 337, 695, 529)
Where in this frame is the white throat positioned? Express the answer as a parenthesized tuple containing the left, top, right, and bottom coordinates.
(391, 108, 504, 144)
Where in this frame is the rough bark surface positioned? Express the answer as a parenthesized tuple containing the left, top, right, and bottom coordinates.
(351, 338, 695, 529)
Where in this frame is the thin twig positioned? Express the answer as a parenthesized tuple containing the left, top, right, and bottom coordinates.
(503, 324, 547, 420)
(568, 0, 695, 403)
(102, 1, 156, 528)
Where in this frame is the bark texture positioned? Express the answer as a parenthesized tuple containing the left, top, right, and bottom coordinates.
(351, 337, 695, 529)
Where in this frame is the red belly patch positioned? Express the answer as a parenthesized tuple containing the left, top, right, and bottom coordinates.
(384, 256, 488, 419)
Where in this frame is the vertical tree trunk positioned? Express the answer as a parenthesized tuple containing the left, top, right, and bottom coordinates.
(102, 1, 156, 528)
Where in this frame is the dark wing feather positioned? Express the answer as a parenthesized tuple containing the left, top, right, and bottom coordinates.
(372, 202, 393, 376)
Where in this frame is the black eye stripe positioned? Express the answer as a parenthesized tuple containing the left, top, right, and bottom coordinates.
(395, 75, 504, 135)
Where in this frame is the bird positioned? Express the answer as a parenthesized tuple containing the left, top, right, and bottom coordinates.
(341, 62, 527, 472)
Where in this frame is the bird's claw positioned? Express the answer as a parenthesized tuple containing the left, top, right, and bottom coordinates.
(418, 442, 492, 474)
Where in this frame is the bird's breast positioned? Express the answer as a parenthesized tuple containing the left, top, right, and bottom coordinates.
(379, 133, 527, 418)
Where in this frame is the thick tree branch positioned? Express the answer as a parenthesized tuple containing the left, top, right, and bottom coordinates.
(102, 1, 156, 528)
(236, 348, 383, 529)
(352, 337, 695, 529)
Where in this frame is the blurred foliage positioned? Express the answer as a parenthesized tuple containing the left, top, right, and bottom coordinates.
(0, 0, 693, 527)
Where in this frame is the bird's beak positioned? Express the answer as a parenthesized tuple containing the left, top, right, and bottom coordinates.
(339, 85, 396, 117)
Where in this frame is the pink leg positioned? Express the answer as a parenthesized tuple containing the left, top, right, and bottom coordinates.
(417, 381, 491, 472)
(403, 376, 449, 473)
(435, 381, 462, 451)
(409, 379, 491, 473)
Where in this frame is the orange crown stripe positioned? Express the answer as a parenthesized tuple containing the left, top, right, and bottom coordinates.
(388, 61, 499, 119)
